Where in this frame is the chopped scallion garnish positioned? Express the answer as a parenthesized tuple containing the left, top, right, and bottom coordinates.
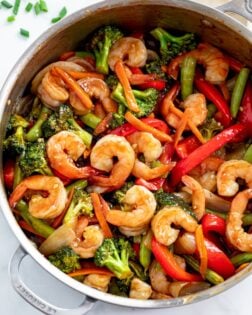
(12, 0, 20, 15)
(1, 0, 13, 9)
(59, 6, 67, 18)
(20, 28, 29, 38)
(34, 1, 40, 15)
(51, 16, 61, 23)
(39, 0, 48, 12)
(7, 14, 15, 22)
(25, 2, 33, 12)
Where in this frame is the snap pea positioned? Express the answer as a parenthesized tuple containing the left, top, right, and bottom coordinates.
(80, 113, 101, 129)
(181, 56, 196, 100)
(205, 208, 252, 226)
(65, 179, 88, 193)
(231, 253, 252, 267)
(139, 235, 152, 270)
(230, 68, 250, 118)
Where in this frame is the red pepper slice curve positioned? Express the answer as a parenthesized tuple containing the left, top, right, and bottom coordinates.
(159, 142, 175, 164)
(3, 159, 15, 190)
(175, 136, 201, 159)
(151, 237, 202, 282)
(194, 72, 232, 127)
(170, 123, 245, 186)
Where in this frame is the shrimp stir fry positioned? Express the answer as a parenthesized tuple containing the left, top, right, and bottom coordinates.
(4, 24, 252, 301)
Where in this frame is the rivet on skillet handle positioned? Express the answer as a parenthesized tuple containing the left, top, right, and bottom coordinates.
(215, 0, 252, 23)
(9, 246, 97, 315)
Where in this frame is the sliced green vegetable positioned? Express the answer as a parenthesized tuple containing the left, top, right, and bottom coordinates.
(39, 0, 48, 12)
(20, 28, 29, 38)
(51, 16, 61, 23)
(230, 68, 250, 118)
(34, 1, 40, 15)
(243, 144, 252, 163)
(1, 0, 13, 9)
(25, 2, 33, 12)
(181, 56, 196, 100)
(59, 6, 67, 18)
(12, 0, 20, 15)
(7, 15, 15, 22)
(231, 253, 252, 267)
(80, 113, 101, 129)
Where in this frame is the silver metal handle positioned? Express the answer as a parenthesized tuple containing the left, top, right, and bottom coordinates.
(216, 0, 252, 22)
(9, 246, 97, 315)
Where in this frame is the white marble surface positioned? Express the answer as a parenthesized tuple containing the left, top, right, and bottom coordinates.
(0, 1, 252, 314)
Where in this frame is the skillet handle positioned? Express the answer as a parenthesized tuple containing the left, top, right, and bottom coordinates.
(9, 246, 96, 315)
(215, 0, 252, 22)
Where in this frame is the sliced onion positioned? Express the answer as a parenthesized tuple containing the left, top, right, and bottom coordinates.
(174, 232, 196, 255)
(39, 224, 76, 256)
(169, 281, 211, 298)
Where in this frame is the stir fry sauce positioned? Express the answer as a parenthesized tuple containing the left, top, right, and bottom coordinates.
(4, 25, 252, 299)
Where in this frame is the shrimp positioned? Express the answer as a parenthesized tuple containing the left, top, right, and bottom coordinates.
(38, 71, 69, 108)
(46, 131, 93, 179)
(217, 160, 252, 196)
(119, 225, 148, 237)
(129, 278, 152, 300)
(108, 37, 147, 71)
(71, 225, 104, 258)
(181, 175, 205, 220)
(106, 185, 156, 228)
(69, 77, 117, 115)
(90, 135, 135, 187)
(9, 175, 67, 219)
(127, 132, 175, 180)
(149, 260, 171, 295)
(31, 61, 84, 93)
(165, 94, 207, 129)
(83, 274, 112, 292)
(226, 189, 252, 252)
(151, 206, 198, 246)
(167, 43, 229, 84)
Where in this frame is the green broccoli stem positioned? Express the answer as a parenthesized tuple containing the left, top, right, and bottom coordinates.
(139, 237, 151, 271)
(95, 35, 110, 74)
(65, 179, 88, 193)
(25, 106, 52, 142)
(181, 56, 196, 100)
(231, 253, 252, 267)
(184, 255, 224, 285)
(80, 113, 101, 129)
(68, 118, 92, 148)
(16, 200, 55, 238)
(13, 157, 23, 189)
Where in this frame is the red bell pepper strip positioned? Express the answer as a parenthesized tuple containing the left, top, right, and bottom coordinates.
(224, 54, 243, 72)
(135, 178, 165, 191)
(171, 123, 245, 186)
(238, 81, 252, 137)
(110, 117, 170, 137)
(59, 51, 75, 61)
(3, 159, 15, 190)
(199, 238, 235, 279)
(175, 136, 201, 159)
(132, 243, 140, 258)
(194, 72, 232, 127)
(151, 237, 202, 281)
(139, 80, 166, 90)
(159, 142, 175, 164)
(202, 214, 226, 239)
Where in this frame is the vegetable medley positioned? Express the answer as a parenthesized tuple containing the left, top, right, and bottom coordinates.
(4, 24, 252, 300)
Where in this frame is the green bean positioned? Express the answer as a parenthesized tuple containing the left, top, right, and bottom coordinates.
(181, 56, 196, 100)
(80, 113, 101, 129)
(243, 144, 252, 163)
(65, 179, 88, 193)
(16, 200, 54, 238)
(231, 253, 252, 267)
(139, 236, 152, 270)
(12, 0, 20, 15)
(184, 255, 224, 285)
(230, 68, 250, 118)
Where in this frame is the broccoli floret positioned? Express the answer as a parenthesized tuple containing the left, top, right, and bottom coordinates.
(154, 189, 197, 220)
(112, 181, 134, 205)
(94, 238, 134, 280)
(25, 106, 52, 142)
(110, 83, 159, 127)
(150, 27, 197, 64)
(19, 138, 53, 177)
(3, 114, 29, 156)
(145, 59, 167, 80)
(105, 74, 119, 90)
(63, 189, 93, 225)
(200, 118, 223, 141)
(42, 104, 92, 148)
(48, 247, 81, 274)
(108, 278, 130, 297)
(88, 25, 123, 74)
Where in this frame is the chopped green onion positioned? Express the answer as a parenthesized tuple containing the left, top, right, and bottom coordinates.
(1, 0, 13, 8)
(34, 1, 40, 15)
(12, 0, 20, 15)
(20, 28, 30, 38)
(7, 14, 15, 22)
(243, 144, 252, 163)
(39, 0, 48, 12)
(59, 6, 67, 18)
(51, 16, 61, 23)
(25, 2, 33, 12)
(230, 68, 250, 118)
